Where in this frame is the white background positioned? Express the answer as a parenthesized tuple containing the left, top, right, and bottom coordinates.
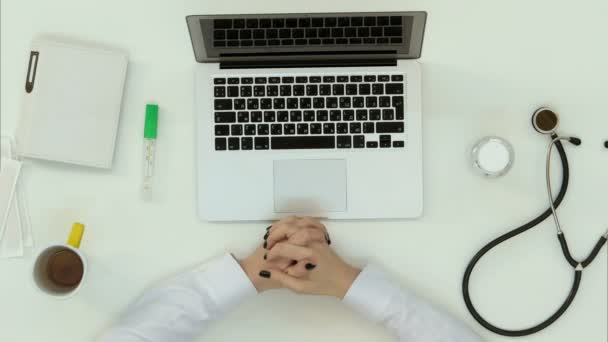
(1, 1, 607, 341)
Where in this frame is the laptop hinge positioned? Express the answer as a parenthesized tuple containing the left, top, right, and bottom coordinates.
(219, 58, 397, 69)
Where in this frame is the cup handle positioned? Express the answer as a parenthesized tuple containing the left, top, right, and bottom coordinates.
(67, 223, 85, 248)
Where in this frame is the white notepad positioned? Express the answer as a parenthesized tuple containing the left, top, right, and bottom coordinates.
(16, 38, 128, 169)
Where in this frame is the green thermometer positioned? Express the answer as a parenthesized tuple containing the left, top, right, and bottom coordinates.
(143, 104, 158, 193)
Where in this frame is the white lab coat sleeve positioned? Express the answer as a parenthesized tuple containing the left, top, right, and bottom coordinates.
(343, 265, 484, 342)
(97, 254, 257, 342)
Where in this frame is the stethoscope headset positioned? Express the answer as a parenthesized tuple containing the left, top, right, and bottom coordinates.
(462, 107, 608, 337)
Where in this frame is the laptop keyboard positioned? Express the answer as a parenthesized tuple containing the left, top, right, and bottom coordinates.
(212, 16, 405, 48)
(213, 74, 406, 151)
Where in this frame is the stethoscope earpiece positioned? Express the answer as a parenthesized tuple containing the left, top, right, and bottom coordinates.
(532, 107, 559, 135)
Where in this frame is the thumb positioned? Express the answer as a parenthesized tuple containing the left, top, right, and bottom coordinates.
(262, 268, 310, 294)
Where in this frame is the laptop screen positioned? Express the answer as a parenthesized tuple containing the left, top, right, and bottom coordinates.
(186, 12, 427, 64)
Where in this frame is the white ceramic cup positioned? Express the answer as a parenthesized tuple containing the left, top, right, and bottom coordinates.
(33, 223, 87, 298)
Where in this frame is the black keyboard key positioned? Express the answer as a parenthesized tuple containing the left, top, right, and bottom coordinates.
(215, 137, 227, 150)
(271, 124, 282, 135)
(228, 137, 240, 150)
(390, 16, 402, 25)
(345, 27, 357, 37)
(385, 83, 403, 94)
(284, 124, 296, 135)
(336, 38, 348, 44)
(319, 84, 331, 95)
(267, 85, 279, 96)
(330, 110, 341, 121)
(269, 39, 280, 46)
(384, 26, 402, 36)
(350, 75, 363, 82)
(308, 76, 321, 83)
(297, 123, 309, 135)
(234, 99, 246, 110)
(380, 134, 391, 148)
(371, 27, 383, 37)
(318, 28, 331, 38)
(240, 86, 252, 97)
(260, 19, 272, 28)
(394, 96, 405, 120)
(244, 124, 256, 135)
(255, 137, 269, 150)
(393, 141, 405, 148)
(242, 137, 253, 150)
(352, 96, 365, 108)
(273, 18, 285, 28)
(338, 17, 350, 26)
(359, 83, 371, 95)
(255, 77, 267, 84)
(280, 85, 291, 96)
(322, 76, 335, 83)
(227, 30, 239, 40)
(267, 29, 278, 38)
(304, 110, 316, 121)
(337, 76, 349, 82)
(339, 97, 351, 108)
(363, 38, 376, 44)
(357, 27, 370, 37)
(215, 111, 236, 123)
(323, 123, 335, 134)
(377, 122, 404, 133)
(363, 122, 375, 133)
(337, 135, 352, 148)
(379, 96, 391, 107)
(346, 84, 358, 95)
(227, 86, 239, 97)
(268, 77, 279, 84)
(240, 30, 252, 40)
(251, 111, 263, 122)
(215, 125, 230, 136)
(287, 98, 299, 109)
(378, 75, 390, 82)
(293, 85, 305, 96)
(306, 84, 318, 96)
(290, 110, 302, 122)
(332, 84, 345, 95)
(258, 124, 269, 135)
(214, 78, 226, 84)
(253, 86, 265, 97)
(246, 98, 259, 109)
(356, 109, 368, 120)
(312, 18, 324, 27)
(246, 19, 258, 28)
(214, 99, 232, 110)
(382, 109, 395, 120)
(326, 97, 338, 108)
(370, 109, 381, 120)
(350, 122, 362, 134)
(372, 84, 384, 95)
(377, 37, 389, 44)
(315, 110, 328, 121)
(337, 123, 348, 134)
(282, 77, 294, 83)
(295, 38, 307, 45)
(293, 29, 305, 38)
(305, 28, 317, 38)
(277, 111, 289, 122)
(233, 19, 245, 28)
(299, 18, 311, 27)
(353, 135, 365, 148)
(299, 98, 311, 109)
(281, 39, 294, 45)
(241, 77, 253, 84)
(391, 75, 404, 81)
(343, 110, 355, 121)
(364, 17, 376, 26)
(214, 41, 226, 47)
(241, 40, 253, 47)
(296, 76, 308, 83)
(286, 18, 298, 27)
(351, 17, 363, 26)
(231, 124, 243, 136)
(391, 37, 402, 44)
(312, 97, 325, 109)
(260, 98, 272, 109)
(237, 111, 249, 122)
(364, 75, 376, 82)
(366, 96, 377, 107)
(325, 17, 337, 27)
(214, 19, 232, 29)
(272, 136, 335, 149)
(366, 141, 378, 148)
(350, 38, 362, 44)
(310, 123, 322, 134)
(378, 16, 389, 26)
(264, 111, 276, 122)
(279, 29, 291, 38)
(332, 28, 344, 37)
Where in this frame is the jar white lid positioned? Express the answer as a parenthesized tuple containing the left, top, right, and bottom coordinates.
(472, 137, 514, 177)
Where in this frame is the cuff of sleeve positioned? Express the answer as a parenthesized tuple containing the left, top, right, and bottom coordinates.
(342, 264, 399, 323)
(196, 254, 257, 315)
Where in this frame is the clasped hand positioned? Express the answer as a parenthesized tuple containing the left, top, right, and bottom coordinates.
(239, 216, 360, 299)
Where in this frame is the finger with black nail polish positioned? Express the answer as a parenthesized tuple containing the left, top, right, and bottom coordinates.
(305, 263, 316, 270)
(263, 232, 269, 240)
(259, 270, 271, 278)
(263, 241, 267, 249)
(263, 253, 267, 260)
(266, 225, 272, 231)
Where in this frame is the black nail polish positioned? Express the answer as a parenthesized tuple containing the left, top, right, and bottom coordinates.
(266, 225, 272, 231)
(305, 263, 316, 270)
(325, 233, 332, 245)
(263, 253, 267, 260)
(263, 232, 269, 240)
(263, 241, 267, 249)
(290, 260, 298, 266)
(259, 270, 271, 278)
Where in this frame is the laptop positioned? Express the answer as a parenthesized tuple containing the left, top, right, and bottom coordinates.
(186, 12, 427, 221)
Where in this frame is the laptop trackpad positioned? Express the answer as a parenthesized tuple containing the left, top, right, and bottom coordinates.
(273, 159, 347, 214)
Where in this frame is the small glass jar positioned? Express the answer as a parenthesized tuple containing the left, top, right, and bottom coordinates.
(471, 136, 514, 178)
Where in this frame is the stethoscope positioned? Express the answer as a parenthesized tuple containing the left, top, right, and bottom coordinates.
(462, 107, 608, 337)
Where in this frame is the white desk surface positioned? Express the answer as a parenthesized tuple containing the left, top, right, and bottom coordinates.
(1, 1, 607, 341)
